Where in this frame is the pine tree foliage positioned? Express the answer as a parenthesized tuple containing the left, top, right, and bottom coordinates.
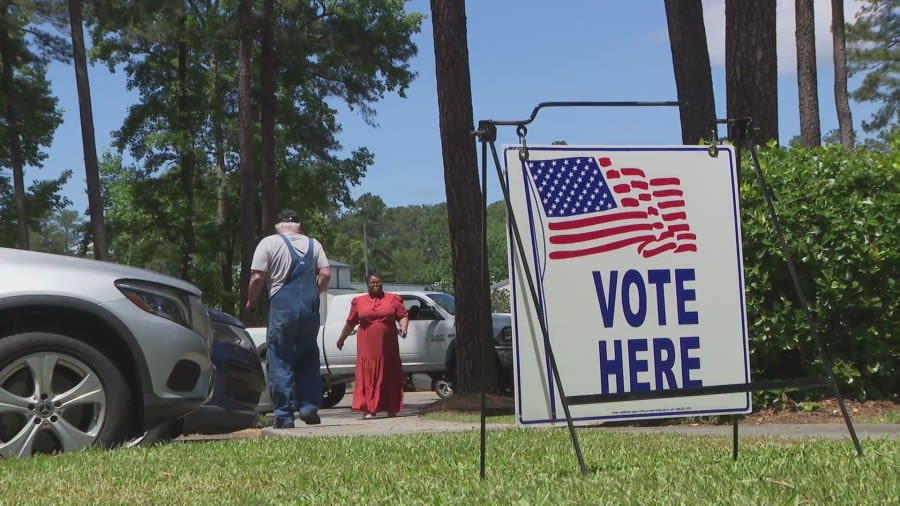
(846, 0, 900, 137)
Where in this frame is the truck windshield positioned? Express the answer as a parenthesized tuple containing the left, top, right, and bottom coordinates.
(428, 292, 456, 315)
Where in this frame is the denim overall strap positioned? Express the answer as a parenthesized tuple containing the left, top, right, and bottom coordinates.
(266, 235, 322, 424)
(270, 235, 318, 316)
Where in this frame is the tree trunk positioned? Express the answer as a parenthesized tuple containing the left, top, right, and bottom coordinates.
(430, 0, 497, 395)
(68, 0, 109, 260)
(796, 0, 821, 147)
(210, 44, 234, 314)
(831, 0, 855, 148)
(238, 0, 259, 325)
(1, 1, 28, 250)
(259, 0, 276, 233)
(664, 0, 717, 145)
(726, 0, 779, 144)
(177, 7, 195, 282)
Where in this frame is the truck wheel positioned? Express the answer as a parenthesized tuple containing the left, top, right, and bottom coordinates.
(433, 378, 454, 399)
(321, 383, 347, 408)
(0, 332, 131, 458)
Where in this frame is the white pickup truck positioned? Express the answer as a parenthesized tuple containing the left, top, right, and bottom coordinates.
(249, 290, 511, 410)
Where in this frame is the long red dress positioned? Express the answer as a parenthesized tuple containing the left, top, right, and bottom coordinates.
(346, 292, 408, 415)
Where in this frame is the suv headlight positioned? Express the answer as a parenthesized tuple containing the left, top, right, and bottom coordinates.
(117, 279, 195, 329)
(212, 322, 255, 350)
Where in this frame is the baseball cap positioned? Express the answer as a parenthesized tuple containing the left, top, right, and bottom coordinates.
(277, 209, 300, 223)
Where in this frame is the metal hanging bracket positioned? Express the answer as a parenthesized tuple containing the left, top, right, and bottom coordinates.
(516, 125, 529, 161)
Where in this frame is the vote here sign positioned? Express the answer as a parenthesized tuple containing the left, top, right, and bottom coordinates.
(504, 145, 750, 425)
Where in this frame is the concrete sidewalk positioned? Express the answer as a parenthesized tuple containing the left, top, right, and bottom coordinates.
(261, 391, 503, 439)
(259, 391, 899, 441)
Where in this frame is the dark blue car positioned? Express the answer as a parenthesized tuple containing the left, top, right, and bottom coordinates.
(130, 309, 265, 445)
(181, 309, 266, 435)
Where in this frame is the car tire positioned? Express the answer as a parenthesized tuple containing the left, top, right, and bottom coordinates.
(0, 331, 131, 458)
(321, 383, 346, 408)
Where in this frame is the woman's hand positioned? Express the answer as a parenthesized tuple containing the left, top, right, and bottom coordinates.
(399, 326, 408, 338)
(336, 322, 356, 350)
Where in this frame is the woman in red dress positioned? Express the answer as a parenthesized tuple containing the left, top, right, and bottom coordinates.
(336, 273, 409, 419)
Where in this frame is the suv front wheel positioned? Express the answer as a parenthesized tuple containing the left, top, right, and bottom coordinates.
(0, 332, 131, 458)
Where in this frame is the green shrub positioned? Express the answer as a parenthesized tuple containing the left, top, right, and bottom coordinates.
(491, 287, 511, 313)
(739, 139, 899, 400)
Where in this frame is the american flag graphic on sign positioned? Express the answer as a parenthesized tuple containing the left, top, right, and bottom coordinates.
(526, 156, 697, 260)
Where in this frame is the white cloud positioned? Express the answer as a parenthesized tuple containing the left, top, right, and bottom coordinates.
(703, 0, 865, 73)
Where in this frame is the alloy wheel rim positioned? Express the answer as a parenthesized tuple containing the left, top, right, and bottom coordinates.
(0, 352, 107, 458)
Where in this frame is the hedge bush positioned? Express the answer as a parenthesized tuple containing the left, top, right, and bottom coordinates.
(739, 140, 898, 400)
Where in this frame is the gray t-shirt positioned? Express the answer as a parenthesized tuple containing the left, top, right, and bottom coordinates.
(250, 232, 329, 298)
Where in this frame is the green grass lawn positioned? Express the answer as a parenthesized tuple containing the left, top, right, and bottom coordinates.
(1, 429, 897, 504)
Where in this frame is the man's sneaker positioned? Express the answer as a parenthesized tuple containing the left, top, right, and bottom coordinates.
(298, 411, 321, 425)
(273, 419, 295, 429)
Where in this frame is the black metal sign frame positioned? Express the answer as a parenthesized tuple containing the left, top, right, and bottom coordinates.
(472, 101, 862, 478)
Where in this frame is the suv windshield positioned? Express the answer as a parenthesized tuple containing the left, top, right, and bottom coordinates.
(428, 292, 456, 315)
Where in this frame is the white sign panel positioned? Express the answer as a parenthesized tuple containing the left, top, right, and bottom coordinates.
(505, 145, 750, 425)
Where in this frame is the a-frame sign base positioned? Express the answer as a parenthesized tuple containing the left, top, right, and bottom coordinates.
(471, 102, 862, 478)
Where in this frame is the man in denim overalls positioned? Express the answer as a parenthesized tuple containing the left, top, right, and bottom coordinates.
(246, 209, 331, 427)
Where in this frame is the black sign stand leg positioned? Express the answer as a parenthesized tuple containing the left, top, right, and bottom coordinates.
(735, 118, 863, 456)
(479, 132, 489, 480)
(733, 417, 740, 461)
(476, 120, 589, 477)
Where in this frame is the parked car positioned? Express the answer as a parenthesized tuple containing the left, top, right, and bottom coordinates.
(0, 248, 215, 458)
(431, 311, 513, 399)
(133, 309, 266, 445)
(190, 309, 265, 434)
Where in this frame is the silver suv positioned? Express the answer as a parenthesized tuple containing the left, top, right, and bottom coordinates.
(0, 248, 215, 457)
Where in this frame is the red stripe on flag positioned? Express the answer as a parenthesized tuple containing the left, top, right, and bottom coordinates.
(621, 168, 646, 177)
(650, 177, 680, 186)
(658, 200, 686, 209)
(656, 230, 676, 241)
(653, 189, 683, 198)
(621, 198, 641, 207)
(641, 242, 678, 257)
(631, 181, 649, 190)
(548, 211, 646, 230)
(549, 235, 653, 260)
(662, 211, 687, 221)
(549, 223, 654, 244)
(613, 184, 631, 193)
(674, 244, 698, 253)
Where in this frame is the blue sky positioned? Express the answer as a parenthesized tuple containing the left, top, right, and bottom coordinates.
(32, 0, 872, 214)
